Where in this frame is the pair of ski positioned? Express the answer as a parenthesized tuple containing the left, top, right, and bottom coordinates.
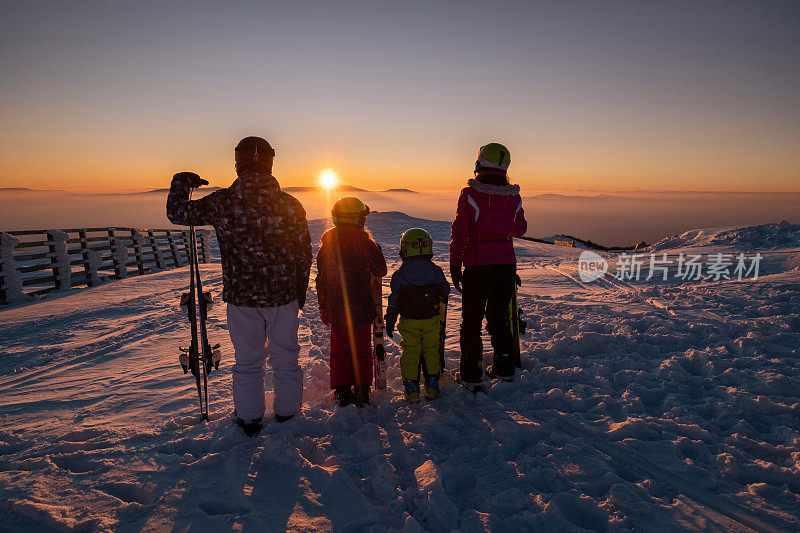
(178, 189, 221, 422)
(371, 276, 388, 389)
(508, 237, 528, 368)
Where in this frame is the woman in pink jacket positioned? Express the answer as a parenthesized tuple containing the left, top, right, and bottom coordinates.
(450, 143, 527, 391)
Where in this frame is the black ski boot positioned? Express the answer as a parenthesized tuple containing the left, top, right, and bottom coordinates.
(354, 384, 370, 407)
(462, 381, 483, 394)
(486, 353, 515, 382)
(275, 413, 294, 423)
(334, 385, 353, 407)
(235, 416, 263, 437)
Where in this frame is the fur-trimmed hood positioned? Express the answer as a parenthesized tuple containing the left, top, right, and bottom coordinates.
(468, 178, 520, 197)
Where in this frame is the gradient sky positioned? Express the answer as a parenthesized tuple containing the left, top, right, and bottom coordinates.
(1, 1, 799, 192)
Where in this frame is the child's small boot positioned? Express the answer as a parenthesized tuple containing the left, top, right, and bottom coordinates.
(404, 380, 421, 404)
(334, 385, 353, 407)
(354, 384, 370, 407)
(425, 375, 440, 400)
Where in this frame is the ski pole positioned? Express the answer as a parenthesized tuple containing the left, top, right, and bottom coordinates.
(185, 189, 205, 420)
(191, 223, 211, 421)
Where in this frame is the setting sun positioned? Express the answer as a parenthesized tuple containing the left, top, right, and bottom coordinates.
(319, 169, 338, 190)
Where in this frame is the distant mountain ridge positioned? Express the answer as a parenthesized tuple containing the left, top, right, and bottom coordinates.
(1, 187, 65, 192)
(127, 184, 417, 195)
(129, 187, 224, 195)
(2, 185, 413, 194)
(524, 193, 620, 201)
(283, 185, 367, 193)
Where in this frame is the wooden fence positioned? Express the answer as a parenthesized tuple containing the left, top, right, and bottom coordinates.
(0, 227, 212, 305)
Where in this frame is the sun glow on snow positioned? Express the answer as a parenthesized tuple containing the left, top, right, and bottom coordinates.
(319, 170, 338, 190)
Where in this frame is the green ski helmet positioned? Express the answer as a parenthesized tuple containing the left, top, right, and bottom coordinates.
(400, 228, 433, 260)
(476, 142, 511, 171)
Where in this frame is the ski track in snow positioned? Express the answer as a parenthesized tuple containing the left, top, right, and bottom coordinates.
(0, 214, 799, 532)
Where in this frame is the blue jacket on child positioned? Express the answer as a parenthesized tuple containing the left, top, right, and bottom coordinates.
(386, 257, 450, 329)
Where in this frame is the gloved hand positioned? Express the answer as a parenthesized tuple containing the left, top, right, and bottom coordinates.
(296, 282, 308, 310)
(173, 172, 209, 188)
(450, 264, 463, 293)
(384, 306, 398, 338)
(515, 273, 522, 287)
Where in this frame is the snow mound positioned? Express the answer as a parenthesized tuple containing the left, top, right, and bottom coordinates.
(652, 220, 799, 251)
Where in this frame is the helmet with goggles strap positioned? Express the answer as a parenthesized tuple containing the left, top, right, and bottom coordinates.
(331, 197, 370, 227)
(475, 142, 511, 172)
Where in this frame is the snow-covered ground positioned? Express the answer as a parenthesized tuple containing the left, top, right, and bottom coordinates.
(1, 214, 798, 532)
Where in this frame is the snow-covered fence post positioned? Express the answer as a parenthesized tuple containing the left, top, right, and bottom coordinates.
(148, 230, 165, 270)
(78, 229, 96, 287)
(46, 230, 72, 292)
(198, 231, 211, 263)
(167, 230, 182, 267)
(108, 228, 129, 279)
(86, 248, 102, 287)
(131, 229, 146, 275)
(0, 233, 24, 304)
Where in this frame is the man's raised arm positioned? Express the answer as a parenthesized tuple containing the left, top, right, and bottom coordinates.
(166, 172, 215, 226)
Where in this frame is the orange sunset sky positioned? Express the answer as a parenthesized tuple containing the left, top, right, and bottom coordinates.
(1, 2, 798, 194)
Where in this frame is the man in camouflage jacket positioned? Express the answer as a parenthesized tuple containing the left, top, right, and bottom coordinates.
(167, 136, 311, 433)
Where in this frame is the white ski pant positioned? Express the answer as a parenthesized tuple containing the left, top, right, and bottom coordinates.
(227, 301, 302, 421)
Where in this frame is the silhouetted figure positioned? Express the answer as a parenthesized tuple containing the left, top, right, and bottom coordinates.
(316, 197, 387, 407)
(167, 136, 311, 435)
(450, 143, 527, 391)
(384, 228, 450, 403)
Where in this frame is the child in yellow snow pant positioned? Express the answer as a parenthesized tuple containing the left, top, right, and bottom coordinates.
(384, 228, 451, 402)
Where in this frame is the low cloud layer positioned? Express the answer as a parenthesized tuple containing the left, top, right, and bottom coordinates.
(2, 189, 798, 246)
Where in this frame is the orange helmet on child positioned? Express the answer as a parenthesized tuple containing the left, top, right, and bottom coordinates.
(331, 197, 370, 227)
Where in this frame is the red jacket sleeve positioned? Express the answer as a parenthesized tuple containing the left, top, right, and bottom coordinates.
(449, 190, 471, 268)
(511, 196, 527, 238)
